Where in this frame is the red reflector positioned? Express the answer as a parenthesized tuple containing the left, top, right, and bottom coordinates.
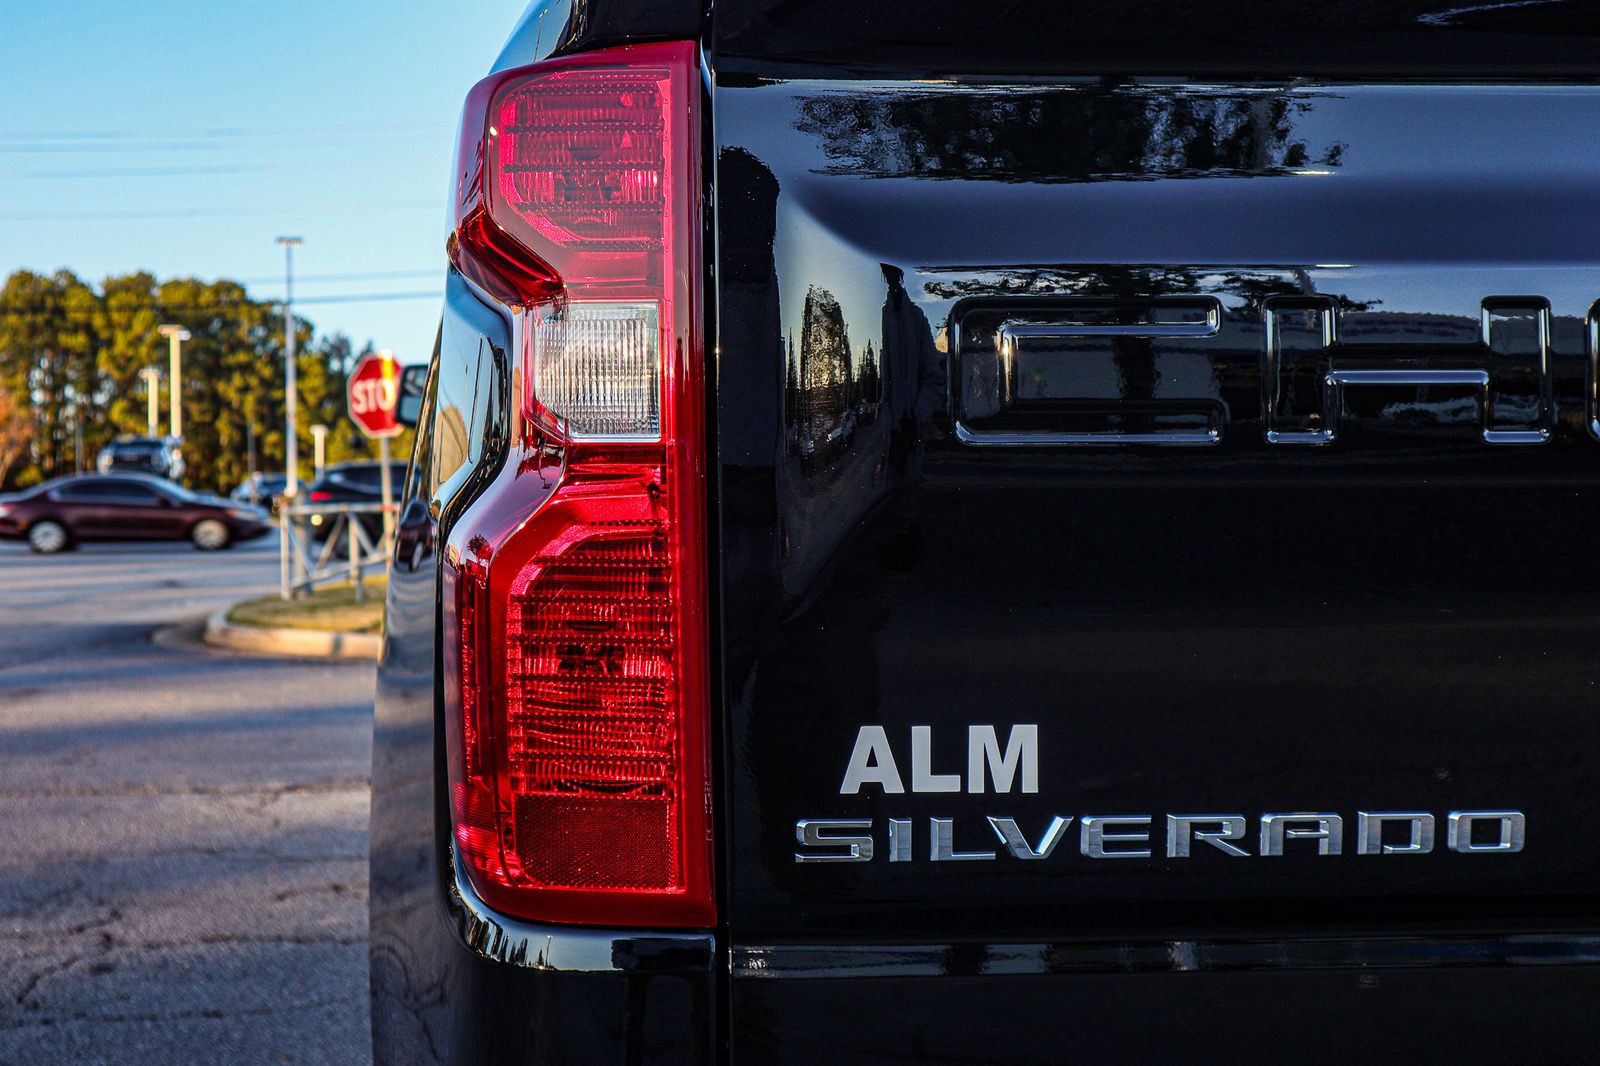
(507, 526, 681, 891)
(444, 41, 712, 928)
(518, 794, 674, 888)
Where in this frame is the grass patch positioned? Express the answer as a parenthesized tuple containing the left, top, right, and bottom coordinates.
(228, 576, 386, 634)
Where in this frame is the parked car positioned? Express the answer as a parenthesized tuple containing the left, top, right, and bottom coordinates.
(369, 4, 1600, 1065)
(228, 472, 289, 513)
(95, 436, 185, 482)
(0, 473, 269, 552)
(303, 460, 407, 547)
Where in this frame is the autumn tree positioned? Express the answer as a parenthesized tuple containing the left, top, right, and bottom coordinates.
(0, 267, 408, 492)
(0, 384, 31, 486)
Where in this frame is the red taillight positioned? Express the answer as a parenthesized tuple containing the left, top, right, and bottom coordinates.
(309, 490, 333, 503)
(442, 42, 712, 928)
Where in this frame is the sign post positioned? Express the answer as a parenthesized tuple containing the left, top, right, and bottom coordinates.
(347, 349, 404, 556)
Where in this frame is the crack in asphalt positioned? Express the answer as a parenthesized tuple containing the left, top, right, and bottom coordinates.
(271, 882, 362, 903)
(0, 994, 367, 1033)
(0, 911, 120, 944)
(0, 780, 369, 800)
(12, 951, 91, 1012)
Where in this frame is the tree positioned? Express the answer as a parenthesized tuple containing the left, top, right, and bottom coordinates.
(95, 272, 161, 445)
(0, 270, 108, 481)
(0, 384, 31, 486)
(0, 267, 411, 491)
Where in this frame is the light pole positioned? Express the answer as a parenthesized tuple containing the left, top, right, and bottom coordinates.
(139, 367, 162, 438)
(277, 236, 304, 600)
(310, 423, 327, 478)
(276, 236, 303, 497)
(377, 349, 397, 547)
(157, 325, 190, 440)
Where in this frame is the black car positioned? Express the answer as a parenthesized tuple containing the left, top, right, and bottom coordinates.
(0, 473, 269, 552)
(303, 461, 406, 546)
(95, 436, 184, 481)
(229, 472, 289, 512)
(369, 4, 1600, 1064)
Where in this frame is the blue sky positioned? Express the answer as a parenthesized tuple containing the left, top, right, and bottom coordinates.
(0, 0, 529, 362)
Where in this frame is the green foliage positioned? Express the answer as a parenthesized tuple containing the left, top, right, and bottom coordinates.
(0, 268, 413, 492)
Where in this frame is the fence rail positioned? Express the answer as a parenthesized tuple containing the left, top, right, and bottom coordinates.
(278, 501, 393, 601)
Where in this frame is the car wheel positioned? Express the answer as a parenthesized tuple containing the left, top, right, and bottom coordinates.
(191, 519, 231, 551)
(27, 520, 69, 554)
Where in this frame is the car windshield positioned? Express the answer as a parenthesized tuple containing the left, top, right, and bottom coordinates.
(111, 442, 163, 457)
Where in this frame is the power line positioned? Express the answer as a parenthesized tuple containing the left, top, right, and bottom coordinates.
(0, 121, 448, 141)
(0, 129, 455, 156)
(234, 268, 441, 285)
(0, 200, 439, 222)
(1, 154, 435, 180)
(0, 141, 223, 155)
(0, 290, 444, 316)
(2, 164, 265, 180)
(293, 290, 443, 305)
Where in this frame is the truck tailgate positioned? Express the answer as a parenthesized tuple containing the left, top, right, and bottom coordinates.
(711, 73, 1600, 1060)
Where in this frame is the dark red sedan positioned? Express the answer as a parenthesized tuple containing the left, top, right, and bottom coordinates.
(0, 473, 271, 553)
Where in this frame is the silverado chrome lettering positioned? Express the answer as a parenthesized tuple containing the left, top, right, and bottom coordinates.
(1259, 813, 1343, 856)
(794, 812, 1528, 863)
(1165, 815, 1249, 858)
(794, 820, 874, 864)
(988, 815, 1071, 860)
(821, 730, 1527, 863)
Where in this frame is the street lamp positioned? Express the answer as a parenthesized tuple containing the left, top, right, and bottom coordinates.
(157, 325, 190, 440)
(138, 367, 161, 438)
(276, 236, 303, 498)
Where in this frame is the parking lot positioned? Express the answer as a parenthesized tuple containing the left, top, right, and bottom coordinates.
(0, 537, 374, 1064)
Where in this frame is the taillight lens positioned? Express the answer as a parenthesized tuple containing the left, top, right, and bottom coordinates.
(308, 490, 333, 503)
(443, 42, 712, 928)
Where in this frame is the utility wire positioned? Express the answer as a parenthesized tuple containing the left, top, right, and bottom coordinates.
(2, 164, 266, 180)
(0, 290, 444, 316)
(0, 121, 447, 140)
(1, 154, 436, 180)
(292, 290, 443, 305)
(0, 131, 454, 155)
(0, 200, 439, 222)
(232, 268, 441, 285)
(0, 141, 223, 154)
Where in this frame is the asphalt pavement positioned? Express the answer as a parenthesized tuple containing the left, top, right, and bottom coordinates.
(0, 535, 375, 1064)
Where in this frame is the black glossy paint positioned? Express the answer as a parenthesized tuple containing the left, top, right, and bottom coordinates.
(716, 78, 1600, 933)
(732, 963, 1600, 1065)
(714, 75, 1600, 1057)
(714, 0, 1600, 78)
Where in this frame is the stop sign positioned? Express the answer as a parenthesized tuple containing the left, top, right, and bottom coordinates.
(347, 351, 402, 438)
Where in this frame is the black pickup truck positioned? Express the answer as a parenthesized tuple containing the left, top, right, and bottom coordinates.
(369, 2, 1600, 1062)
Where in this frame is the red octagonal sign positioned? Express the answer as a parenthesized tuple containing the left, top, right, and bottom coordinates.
(347, 350, 402, 439)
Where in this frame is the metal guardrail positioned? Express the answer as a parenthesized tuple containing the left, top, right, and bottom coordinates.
(278, 501, 394, 601)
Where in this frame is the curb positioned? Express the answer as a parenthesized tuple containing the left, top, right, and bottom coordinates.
(202, 608, 381, 661)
